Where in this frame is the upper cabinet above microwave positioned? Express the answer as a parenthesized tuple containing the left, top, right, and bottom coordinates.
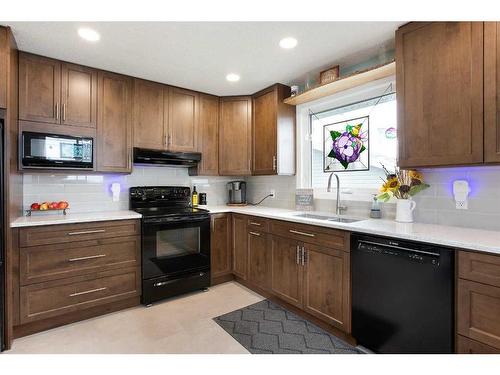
(19, 52, 98, 128)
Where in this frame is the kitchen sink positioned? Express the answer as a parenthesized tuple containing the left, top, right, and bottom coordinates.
(293, 213, 363, 223)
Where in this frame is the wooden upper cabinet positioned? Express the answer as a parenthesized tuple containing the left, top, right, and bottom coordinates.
(219, 96, 252, 175)
(167, 87, 198, 152)
(396, 22, 484, 168)
(0, 27, 7, 109)
(196, 94, 219, 175)
(19, 53, 61, 124)
(61, 63, 97, 128)
(97, 71, 132, 172)
(484, 22, 500, 163)
(133, 78, 167, 150)
(252, 84, 295, 175)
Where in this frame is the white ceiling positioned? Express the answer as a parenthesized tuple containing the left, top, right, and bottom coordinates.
(3, 22, 402, 96)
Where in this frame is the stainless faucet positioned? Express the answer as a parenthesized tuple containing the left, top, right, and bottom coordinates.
(327, 173, 347, 215)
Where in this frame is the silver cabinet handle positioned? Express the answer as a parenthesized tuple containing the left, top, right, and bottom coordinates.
(55, 102, 59, 121)
(63, 103, 66, 121)
(301, 246, 306, 266)
(249, 231, 261, 236)
(68, 254, 106, 262)
(289, 229, 315, 238)
(296, 245, 301, 265)
(67, 229, 106, 236)
(273, 155, 276, 171)
(70, 287, 107, 297)
(249, 221, 261, 226)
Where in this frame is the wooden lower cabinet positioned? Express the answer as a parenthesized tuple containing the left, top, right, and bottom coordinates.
(270, 235, 303, 308)
(210, 213, 232, 284)
(231, 214, 248, 279)
(302, 243, 351, 332)
(247, 230, 271, 291)
(457, 335, 500, 354)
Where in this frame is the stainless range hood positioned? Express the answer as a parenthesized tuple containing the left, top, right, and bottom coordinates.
(133, 147, 201, 167)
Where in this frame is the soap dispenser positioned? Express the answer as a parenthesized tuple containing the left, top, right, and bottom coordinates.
(370, 194, 382, 219)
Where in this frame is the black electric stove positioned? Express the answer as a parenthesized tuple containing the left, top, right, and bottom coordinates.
(130, 186, 211, 305)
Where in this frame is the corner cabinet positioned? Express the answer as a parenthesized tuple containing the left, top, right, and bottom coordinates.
(252, 84, 296, 175)
(219, 96, 252, 175)
(97, 71, 133, 173)
(396, 22, 484, 168)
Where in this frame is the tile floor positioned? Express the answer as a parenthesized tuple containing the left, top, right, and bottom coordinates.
(8, 282, 264, 354)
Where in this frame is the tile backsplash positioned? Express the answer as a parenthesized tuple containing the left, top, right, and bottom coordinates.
(23, 166, 235, 214)
(246, 166, 500, 232)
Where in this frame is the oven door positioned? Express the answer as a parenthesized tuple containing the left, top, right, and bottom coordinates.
(142, 215, 210, 280)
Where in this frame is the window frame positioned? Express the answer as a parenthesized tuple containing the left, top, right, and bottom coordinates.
(296, 75, 396, 201)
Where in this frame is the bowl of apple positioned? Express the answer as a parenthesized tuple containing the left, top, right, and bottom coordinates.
(27, 201, 69, 216)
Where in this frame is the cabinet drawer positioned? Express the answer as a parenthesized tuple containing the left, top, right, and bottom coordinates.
(19, 219, 140, 247)
(459, 251, 500, 288)
(20, 236, 141, 285)
(20, 267, 141, 324)
(456, 335, 500, 354)
(457, 279, 500, 349)
(270, 220, 348, 251)
(247, 216, 269, 232)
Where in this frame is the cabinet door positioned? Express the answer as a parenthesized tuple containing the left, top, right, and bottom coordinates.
(302, 244, 351, 332)
(232, 214, 248, 279)
(219, 97, 252, 175)
(396, 22, 484, 167)
(485, 22, 500, 162)
(457, 279, 500, 350)
(0, 27, 7, 109)
(197, 94, 219, 175)
(97, 71, 133, 172)
(168, 87, 198, 152)
(457, 335, 500, 354)
(61, 63, 97, 128)
(270, 235, 303, 308)
(211, 213, 232, 281)
(247, 230, 270, 291)
(133, 78, 166, 150)
(252, 88, 277, 175)
(19, 53, 61, 124)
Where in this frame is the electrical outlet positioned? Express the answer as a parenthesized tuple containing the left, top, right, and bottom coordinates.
(456, 200, 468, 210)
(270, 189, 276, 199)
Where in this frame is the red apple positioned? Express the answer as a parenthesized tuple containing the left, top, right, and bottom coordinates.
(49, 202, 59, 210)
(57, 201, 69, 209)
(30, 202, 40, 210)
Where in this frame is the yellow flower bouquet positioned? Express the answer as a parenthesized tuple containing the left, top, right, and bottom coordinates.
(377, 165, 429, 202)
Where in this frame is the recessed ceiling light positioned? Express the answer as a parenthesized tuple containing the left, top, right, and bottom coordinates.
(78, 27, 100, 42)
(226, 73, 240, 82)
(279, 37, 298, 49)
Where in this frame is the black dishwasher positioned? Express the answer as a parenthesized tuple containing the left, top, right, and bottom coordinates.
(351, 233, 454, 354)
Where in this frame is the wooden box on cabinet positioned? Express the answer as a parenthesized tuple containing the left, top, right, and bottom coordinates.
(219, 96, 252, 175)
(252, 84, 296, 175)
(97, 70, 133, 173)
(396, 22, 484, 168)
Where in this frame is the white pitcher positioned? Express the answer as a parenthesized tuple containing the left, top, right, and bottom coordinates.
(395, 198, 416, 223)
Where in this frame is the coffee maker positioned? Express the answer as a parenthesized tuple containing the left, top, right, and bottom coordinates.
(227, 181, 247, 205)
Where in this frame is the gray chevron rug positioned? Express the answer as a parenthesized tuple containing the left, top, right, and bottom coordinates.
(214, 300, 360, 354)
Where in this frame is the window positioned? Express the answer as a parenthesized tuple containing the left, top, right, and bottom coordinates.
(297, 78, 397, 201)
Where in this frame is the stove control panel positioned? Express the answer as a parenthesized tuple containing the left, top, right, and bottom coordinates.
(130, 186, 191, 205)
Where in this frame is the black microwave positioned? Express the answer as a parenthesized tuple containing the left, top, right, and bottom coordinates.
(21, 131, 94, 169)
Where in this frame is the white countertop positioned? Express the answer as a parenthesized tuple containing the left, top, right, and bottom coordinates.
(204, 205, 500, 255)
(10, 205, 500, 255)
(10, 210, 142, 228)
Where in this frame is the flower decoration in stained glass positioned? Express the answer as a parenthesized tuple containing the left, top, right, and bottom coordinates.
(323, 116, 369, 172)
